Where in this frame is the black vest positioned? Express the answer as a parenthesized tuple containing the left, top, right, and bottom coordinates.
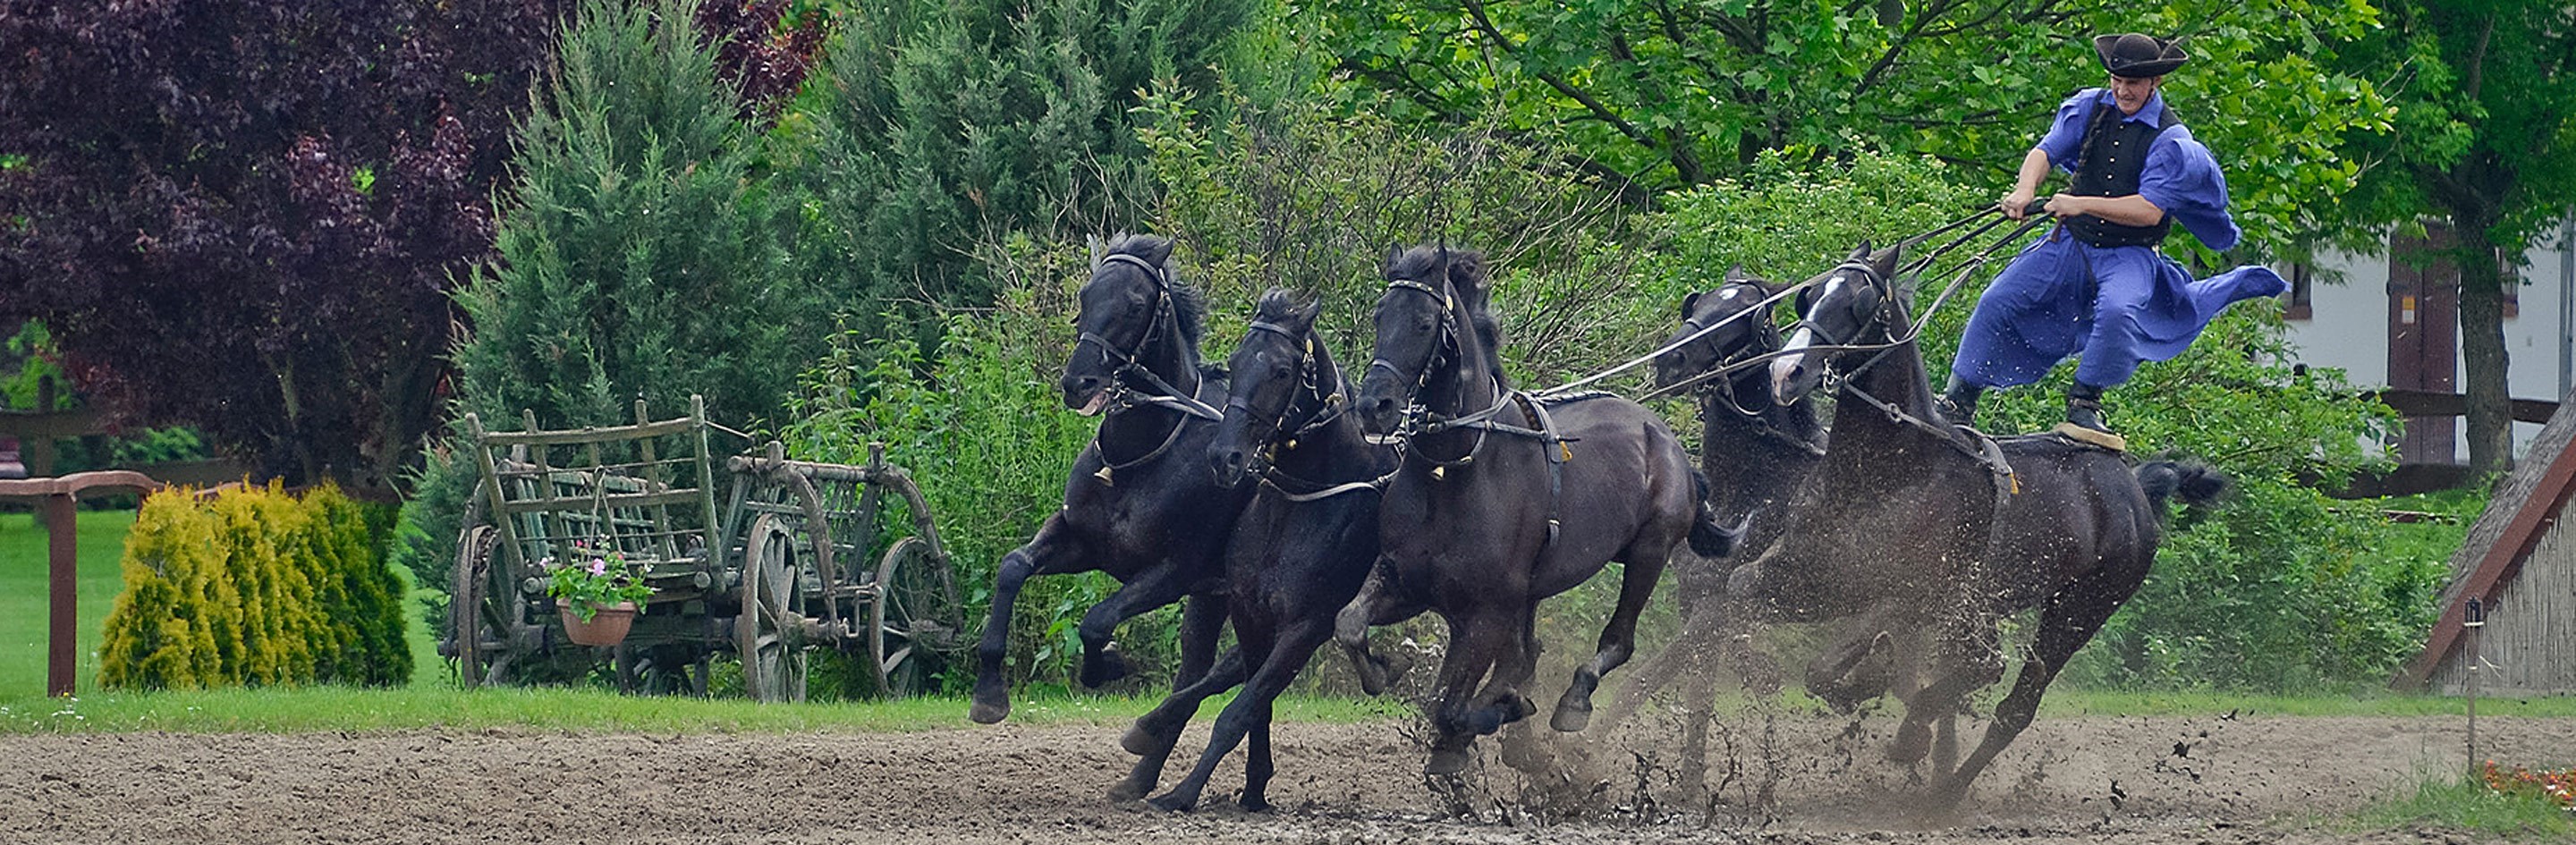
(2063, 97, 2177, 249)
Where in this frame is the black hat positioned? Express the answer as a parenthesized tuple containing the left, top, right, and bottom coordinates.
(2093, 33, 2188, 78)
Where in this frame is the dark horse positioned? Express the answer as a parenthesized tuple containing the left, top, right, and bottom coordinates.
(969, 234, 1246, 724)
(1596, 268, 1828, 738)
(1337, 245, 1737, 775)
(1109, 290, 1397, 811)
(1735, 242, 2224, 804)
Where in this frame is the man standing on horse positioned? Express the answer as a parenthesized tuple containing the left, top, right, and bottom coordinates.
(1939, 33, 2287, 435)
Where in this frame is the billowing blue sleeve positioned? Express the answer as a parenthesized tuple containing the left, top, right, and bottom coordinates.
(2138, 126, 2241, 251)
(2034, 89, 2100, 171)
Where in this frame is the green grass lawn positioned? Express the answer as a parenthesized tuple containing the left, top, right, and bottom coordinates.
(0, 509, 134, 698)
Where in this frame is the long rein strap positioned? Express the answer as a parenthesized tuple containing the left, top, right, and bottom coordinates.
(1532, 206, 2008, 401)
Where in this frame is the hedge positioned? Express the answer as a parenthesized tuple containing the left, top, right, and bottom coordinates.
(98, 483, 411, 689)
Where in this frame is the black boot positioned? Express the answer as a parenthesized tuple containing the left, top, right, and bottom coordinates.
(1936, 376, 1984, 428)
(2064, 381, 2110, 433)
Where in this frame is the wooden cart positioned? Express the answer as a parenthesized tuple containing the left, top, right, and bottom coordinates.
(440, 396, 963, 700)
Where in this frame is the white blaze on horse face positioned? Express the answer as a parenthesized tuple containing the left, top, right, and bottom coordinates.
(1768, 275, 1843, 401)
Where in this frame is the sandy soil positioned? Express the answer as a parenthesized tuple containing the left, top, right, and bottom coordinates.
(0, 706, 2565, 845)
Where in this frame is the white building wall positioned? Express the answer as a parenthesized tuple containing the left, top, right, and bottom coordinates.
(2282, 220, 2576, 459)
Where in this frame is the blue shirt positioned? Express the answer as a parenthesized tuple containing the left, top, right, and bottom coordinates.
(2031, 89, 2241, 251)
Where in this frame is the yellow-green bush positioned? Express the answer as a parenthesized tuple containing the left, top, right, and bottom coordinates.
(99, 483, 412, 690)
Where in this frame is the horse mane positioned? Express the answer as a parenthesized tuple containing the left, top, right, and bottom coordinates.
(1254, 287, 1304, 325)
(1386, 244, 1505, 378)
(1102, 232, 1207, 350)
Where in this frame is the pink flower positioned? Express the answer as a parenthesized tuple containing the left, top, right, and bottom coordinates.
(589, 558, 608, 577)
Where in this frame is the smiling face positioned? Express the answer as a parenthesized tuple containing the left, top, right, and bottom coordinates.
(1062, 258, 1162, 414)
(2108, 73, 2162, 115)
(1655, 281, 1775, 393)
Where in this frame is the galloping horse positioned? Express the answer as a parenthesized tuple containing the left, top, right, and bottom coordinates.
(1336, 244, 1736, 775)
(969, 233, 1245, 724)
(1740, 242, 2223, 804)
(1597, 268, 1827, 735)
(1111, 290, 1396, 811)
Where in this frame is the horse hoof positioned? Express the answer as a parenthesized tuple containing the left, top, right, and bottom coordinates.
(968, 699, 1011, 724)
(1886, 723, 1932, 763)
(1107, 779, 1151, 801)
(1353, 655, 1391, 697)
(1082, 648, 1132, 689)
(1120, 722, 1164, 756)
(1425, 748, 1472, 775)
(1550, 697, 1593, 732)
(1240, 792, 1272, 813)
(1146, 790, 1197, 812)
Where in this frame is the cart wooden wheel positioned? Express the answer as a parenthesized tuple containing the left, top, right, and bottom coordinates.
(870, 536, 963, 697)
(735, 513, 809, 703)
(450, 525, 499, 689)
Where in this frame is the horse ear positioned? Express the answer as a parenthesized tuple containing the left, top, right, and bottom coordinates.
(1724, 263, 1749, 283)
(1296, 296, 1324, 328)
(1087, 234, 1105, 271)
(1868, 243, 1902, 279)
(1681, 291, 1703, 317)
(1385, 244, 1404, 275)
(1848, 240, 1873, 261)
(1139, 234, 1174, 267)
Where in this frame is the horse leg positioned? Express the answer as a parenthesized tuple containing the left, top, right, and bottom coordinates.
(1110, 646, 1249, 800)
(1555, 543, 1672, 731)
(1334, 559, 1411, 695)
(1148, 621, 1318, 811)
(1598, 591, 1727, 731)
(1243, 709, 1275, 812)
(1930, 564, 2144, 807)
(970, 523, 1079, 723)
(1074, 561, 1199, 689)
(1462, 608, 1543, 738)
(1425, 615, 1507, 775)
(1888, 613, 2002, 766)
(1174, 592, 1225, 689)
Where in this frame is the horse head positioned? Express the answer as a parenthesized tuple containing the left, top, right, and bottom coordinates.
(1655, 266, 1784, 399)
(1769, 241, 1902, 405)
(1357, 244, 1494, 436)
(1209, 289, 1331, 487)
(1063, 233, 1201, 415)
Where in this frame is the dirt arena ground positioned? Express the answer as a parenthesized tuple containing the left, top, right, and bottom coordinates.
(2, 707, 2567, 844)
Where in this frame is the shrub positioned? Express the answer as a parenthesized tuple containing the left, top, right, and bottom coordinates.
(98, 484, 411, 690)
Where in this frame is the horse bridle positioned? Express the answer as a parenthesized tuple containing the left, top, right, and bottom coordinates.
(1072, 252, 1221, 421)
(1229, 319, 1345, 469)
(1682, 283, 1791, 420)
(1364, 275, 1461, 411)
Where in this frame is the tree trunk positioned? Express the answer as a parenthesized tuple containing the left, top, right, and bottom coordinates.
(2456, 225, 2514, 476)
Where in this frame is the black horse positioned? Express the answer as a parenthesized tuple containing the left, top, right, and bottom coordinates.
(1108, 290, 1397, 811)
(969, 234, 1246, 724)
(1336, 245, 1737, 775)
(1737, 242, 2223, 804)
(1596, 268, 1827, 736)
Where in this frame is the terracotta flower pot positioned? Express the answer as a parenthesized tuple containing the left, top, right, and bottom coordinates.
(557, 599, 639, 646)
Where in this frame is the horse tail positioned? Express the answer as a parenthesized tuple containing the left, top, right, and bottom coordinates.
(2136, 460, 2227, 515)
(1687, 468, 1750, 558)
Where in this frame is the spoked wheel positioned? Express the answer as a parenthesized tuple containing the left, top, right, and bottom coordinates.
(871, 537, 964, 697)
(735, 514, 809, 703)
(449, 525, 502, 689)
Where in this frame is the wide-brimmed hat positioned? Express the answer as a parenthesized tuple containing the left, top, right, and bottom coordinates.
(2093, 33, 2188, 78)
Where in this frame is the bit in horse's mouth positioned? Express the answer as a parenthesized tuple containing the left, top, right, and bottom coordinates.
(1074, 391, 1111, 417)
